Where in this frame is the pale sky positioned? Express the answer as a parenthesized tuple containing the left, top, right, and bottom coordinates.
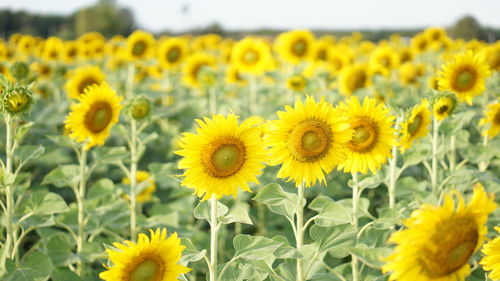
(1, 0, 499, 33)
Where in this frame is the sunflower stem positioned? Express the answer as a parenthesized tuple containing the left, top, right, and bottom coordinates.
(76, 145, 87, 276)
(249, 76, 257, 116)
(126, 63, 135, 100)
(129, 118, 138, 241)
(296, 183, 305, 281)
(351, 172, 360, 281)
(449, 135, 456, 172)
(209, 87, 217, 115)
(431, 118, 440, 195)
(209, 195, 219, 281)
(479, 90, 490, 172)
(388, 144, 398, 209)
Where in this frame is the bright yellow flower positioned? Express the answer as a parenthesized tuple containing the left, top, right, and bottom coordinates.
(182, 53, 216, 89)
(479, 98, 500, 138)
(399, 62, 425, 86)
(65, 65, 106, 100)
(157, 37, 188, 70)
(231, 37, 272, 75)
(176, 114, 267, 200)
(42, 36, 64, 61)
(339, 64, 371, 96)
(122, 171, 157, 203)
(481, 227, 500, 280)
(432, 93, 457, 121)
(126, 30, 155, 60)
(383, 185, 497, 281)
(100, 228, 191, 281)
(267, 96, 353, 187)
(370, 46, 400, 71)
(399, 99, 431, 152)
(286, 75, 307, 92)
(275, 30, 315, 64)
(225, 65, 247, 86)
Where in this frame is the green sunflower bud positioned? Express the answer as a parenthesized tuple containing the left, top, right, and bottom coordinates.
(127, 96, 151, 120)
(2, 86, 33, 116)
(10, 62, 29, 81)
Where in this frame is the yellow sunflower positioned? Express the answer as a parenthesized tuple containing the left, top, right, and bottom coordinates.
(157, 37, 188, 70)
(438, 51, 491, 105)
(339, 64, 371, 96)
(30, 62, 52, 80)
(428, 76, 441, 91)
(479, 98, 500, 138)
(370, 46, 400, 72)
(64, 83, 123, 150)
(326, 48, 350, 75)
(182, 53, 216, 89)
(100, 228, 191, 281)
(63, 41, 80, 63)
(122, 170, 157, 204)
(481, 227, 500, 280)
(425, 27, 448, 44)
(399, 47, 415, 64)
(65, 65, 106, 100)
(432, 93, 457, 121)
(483, 42, 500, 72)
(313, 38, 333, 62)
(225, 65, 247, 86)
(399, 99, 431, 152)
(43, 36, 64, 61)
(383, 185, 497, 281)
(127, 30, 155, 60)
(275, 30, 315, 64)
(399, 62, 425, 86)
(337, 96, 397, 174)
(231, 37, 272, 75)
(411, 33, 429, 54)
(286, 75, 307, 92)
(176, 114, 267, 200)
(266, 96, 353, 187)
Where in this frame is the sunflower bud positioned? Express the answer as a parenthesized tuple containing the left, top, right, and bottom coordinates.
(431, 92, 457, 121)
(10, 62, 29, 81)
(1, 86, 33, 116)
(127, 96, 151, 120)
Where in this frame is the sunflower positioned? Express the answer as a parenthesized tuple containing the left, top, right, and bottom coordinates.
(327, 48, 350, 75)
(176, 114, 267, 200)
(100, 228, 191, 281)
(30, 62, 52, 80)
(266, 96, 353, 187)
(42, 36, 64, 61)
(432, 93, 457, 121)
(231, 37, 272, 75)
(64, 83, 123, 150)
(383, 185, 497, 281)
(275, 30, 315, 64)
(370, 46, 400, 72)
(481, 227, 500, 280)
(399, 62, 425, 86)
(123, 170, 157, 203)
(425, 27, 448, 44)
(483, 42, 500, 71)
(65, 65, 106, 99)
(63, 41, 80, 63)
(157, 37, 188, 70)
(225, 65, 247, 86)
(182, 53, 216, 89)
(399, 47, 415, 64)
(428, 76, 441, 91)
(399, 99, 431, 152)
(479, 98, 500, 138)
(126, 30, 155, 60)
(337, 96, 396, 174)
(438, 51, 491, 105)
(339, 64, 371, 96)
(286, 75, 307, 92)
(411, 33, 429, 53)
(313, 38, 332, 62)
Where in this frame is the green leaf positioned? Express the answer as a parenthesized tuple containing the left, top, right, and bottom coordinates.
(47, 135, 74, 148)
(93, 146, 129, 164)
(271, 236, 302, 259)
(144, 213, 179, 228)
(308, 196, 334, 212)
(46, 233, 78, 266)
(233, 235, 283, 260)
(180, 238, 207, 263)
(193, 200, 228, 221)
(15, 145, 45, 167)
(50, 268, 83, 281)
(42, 165, 79, 188)
(5, 252, 53, 281)
(348, 245, 392, 268)
(217, 261, 265, 281)
(314, 202, 352, 227)
(403, 143, 430, 167)
(253, 183, 298, 219)
(310, 224, 355, 257)
(15, 122, 34, 143)
(24, 191, 69, 215)
(219, 206, 253, 225)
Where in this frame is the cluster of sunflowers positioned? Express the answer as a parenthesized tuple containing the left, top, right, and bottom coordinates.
(0, 27, 499, 281)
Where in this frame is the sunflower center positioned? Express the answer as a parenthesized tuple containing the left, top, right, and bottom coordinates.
(132, 40, 147, 57)
(420, 217, 478, 278)
(379, 56, 390, 68)
(353, 71, 367, 91)
(288, 119, 332, 162)
(408, 114, 423, 136)
(6, 93, 30, 113)
(347, 118, 378, 153)
(494, 111, 500, 125)
(454, 68, 477, 91)
(84, 101, 113, 133)
(167, 47, 181, 62)
(202, 137, 246, 178)
(292, 39, 307, 56)
(243, 50, 259, 65)
(77, 77, 99, 95)
(130, 258, 164, 281)
(317, 49, 327, 61)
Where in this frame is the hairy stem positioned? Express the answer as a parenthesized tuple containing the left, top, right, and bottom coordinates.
(296, 183, 305, 281)
(76, 146, 87, 276)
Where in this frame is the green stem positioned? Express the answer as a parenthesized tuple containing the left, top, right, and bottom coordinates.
(388, 145, 398, 209)
(129, 119, 138, 240)
(1, 115, 14, 274)
(126, 63, 135, 100)
(479, 90, 490, 172)
(351, 172, 359, 281)
(249, 76, 257, 116)
(209, 195, 219, 281)
(449, 135, 456, 172)
(76, 145, 87, 276)
(296, 183, 305, 281)
(431, 118, 440, 195)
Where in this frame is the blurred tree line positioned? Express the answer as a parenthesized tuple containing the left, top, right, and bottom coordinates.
(0, 0, 135, 39)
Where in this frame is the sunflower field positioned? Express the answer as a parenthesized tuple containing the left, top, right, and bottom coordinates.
(0, 28, 499, 281)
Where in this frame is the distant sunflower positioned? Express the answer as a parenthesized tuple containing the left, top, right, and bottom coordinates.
(326, 49, 350, 75)
(127, 30, 155, 60)
(411, 33, 429, 53)
(157, 37, 188, 70)
(339, 64, 371, 96)
(286, 75, 307, 92)
(398, 47, 415, 64)
(483, 42, 500, 71)
(337, 96, 396, 174)
(65, 65, 106, 99)
(100, 228, 191, 281)
(43, 36, 64, 61)
(399, 99, 431, 152)
(176, 114, 267, 200)
(313, 38, 332, 62)
(267, 96, 353, 187)
(64, 83, 123, 150)
(432, 93, 457, 121)
(182, 53, 216, 88)
(30, 62, 52, 79)
(438, 51, 491, 105)
(231, 37, 272, 75)
(122, 170, 157, 203)
(225, 65, 247, 86)
(481, 227, 500, 280)
(383, 185, 497, 281)
(399, 62, 425, 86)
(275, 30, 315, 64)
(479, 98, 500, 138)
(425, 27, 448, 44)
(63, 41, 80, 63)
(370, 46, 400, 71)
